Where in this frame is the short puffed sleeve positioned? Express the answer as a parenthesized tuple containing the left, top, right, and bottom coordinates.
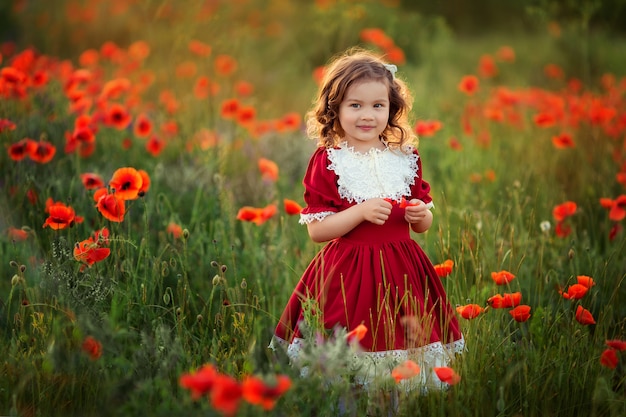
(299, 147, 342, 224)
(409, 149, 434, 209)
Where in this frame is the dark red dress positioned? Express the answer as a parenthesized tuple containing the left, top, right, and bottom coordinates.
(272, 143, 464, 388)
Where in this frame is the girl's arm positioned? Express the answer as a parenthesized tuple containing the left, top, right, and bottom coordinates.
(307, 198, 392, 243)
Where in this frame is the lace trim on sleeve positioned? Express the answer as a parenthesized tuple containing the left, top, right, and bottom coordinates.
(299, 211, 335, 225)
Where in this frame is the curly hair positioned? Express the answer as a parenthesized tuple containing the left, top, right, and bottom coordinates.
(306, 48, 416, 150)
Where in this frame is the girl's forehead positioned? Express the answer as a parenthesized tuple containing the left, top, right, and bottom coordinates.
(343, 79, 389, 97)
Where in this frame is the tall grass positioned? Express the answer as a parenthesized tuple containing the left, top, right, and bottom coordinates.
(1, 1, 625, 416)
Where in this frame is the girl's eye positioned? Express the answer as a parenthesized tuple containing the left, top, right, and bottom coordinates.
(350, 103, 360, 108)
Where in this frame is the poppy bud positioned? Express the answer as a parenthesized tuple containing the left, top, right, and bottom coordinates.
(19, 264, 26, 273)
(183, 229, 189, 240)
(568, 248, 575, 259)
(10, 260, 18, 268)
(11, 274, 21, 286)
(211, 260, 219, 268)
(196, 314, 203, 322)
(241, 278, 247, 289)
(221, 265, 228, 273)
(212, 274, 221, 286)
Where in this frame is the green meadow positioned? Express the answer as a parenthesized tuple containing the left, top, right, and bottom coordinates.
(1, 1, 625, 416)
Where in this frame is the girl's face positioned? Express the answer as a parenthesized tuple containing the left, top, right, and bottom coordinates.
(338, 80, 389, 151)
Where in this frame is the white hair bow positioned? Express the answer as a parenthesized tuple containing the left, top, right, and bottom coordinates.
(384, 64, 397, 78)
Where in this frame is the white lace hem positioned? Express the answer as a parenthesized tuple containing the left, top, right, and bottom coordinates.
(269, 334, 465, 392)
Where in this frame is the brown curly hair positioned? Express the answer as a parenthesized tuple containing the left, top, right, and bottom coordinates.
(306, 48, 416, 150)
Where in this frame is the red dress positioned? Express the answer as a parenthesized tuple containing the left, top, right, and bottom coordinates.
(272, 143, 464, 388)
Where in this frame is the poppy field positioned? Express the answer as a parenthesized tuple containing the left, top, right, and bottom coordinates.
(1, 1, 626, 416)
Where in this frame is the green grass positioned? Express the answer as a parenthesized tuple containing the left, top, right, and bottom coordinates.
(1, 1, 625, 416)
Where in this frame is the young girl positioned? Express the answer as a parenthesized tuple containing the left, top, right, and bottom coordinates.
(271, 48, 464, 394)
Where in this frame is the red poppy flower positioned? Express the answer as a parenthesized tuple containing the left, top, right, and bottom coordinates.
(210, 374, 242, 417)
(456, 304, 484, 319)
(544, 63, 564, 79)
(434, 367, 461, 385)
(7, 227, 29, 242)
(104, 103, 132, 130)
(214, 54, 237, 76)
(576, 275, 596, 288)
(242, 375, 292, 411)
(608, 195, 626, 222)
(606, 340, 626, 351)
(235, 80, 254, 97)
(8, 138, 37, 161)
(552, 132, 575, 149)
(414, 120, 442, 137)
(600, 348, 618, 369)
(491, 270, 516, 285)
(391, 360, 420, 383)
(496, 46, 515, 62)
(488, 292, 522, 308)
(386, 46, 406, 65)
(359, 28, 394, 50)
(1, 66, 26, 84)
(346, 323, 368, 343)
(28, 140, 56, 164)
(558, 283, 589, 300)
(96, 192, 126, 222)
(553, 201, 577, 221)
(0, 118, 16, 132)
(458, 75, 479, 96)
(237, 206, 260, 222)
(167, 222, 183, 239)
(189, 40, 212, 57)
(283, 199, 302, 215)
(81, 336, 102, 360)
(575, 305, 596, 325)
(137, 169, 150, 196)
(555, 221, 572, 238)
(133, 113, 152, 138)
(509, 305, 531, 322)
(180, 364, 219, 400)
(43, 202, 76, 230)
(236, 105, 256, 127)
(100, 78, 131, 101)
(146, 136, 165, 157)
(74, 238, 110, 266)
(176, 61, 197, 78)
(258, 157, 279, 182)
(80, 173, 105, 190)
(478, 54, 498, 78)
(433, 259, 454, 278)
(109, 167, 143, 200)
(220, 98, 239, 119)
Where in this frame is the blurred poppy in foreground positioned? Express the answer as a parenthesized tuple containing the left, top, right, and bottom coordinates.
(283, 199, 302, 215)
(346, 323, 368, 343)
(391, 360, 420, 383)
(258, 157, 279, 182)
(241, 375, 292, 411)
(434, 367, 461, 385)
(456, 304, 484, 320)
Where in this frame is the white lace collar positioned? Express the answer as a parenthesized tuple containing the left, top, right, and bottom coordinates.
(327, 141, 419, 204)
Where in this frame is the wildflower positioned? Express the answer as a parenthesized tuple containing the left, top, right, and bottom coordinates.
(575, 305, 596, 326)
(458, 75, 479, 96)
(533, 112, 557, 128)
(552, 201, 577, 222)
(487, 292, 522, 308)
(544, 63, 564, 79)
(414, 120, 442, 137)
(167, 222, 183, 239)
(391, 360, 420, 383)
(555, 221, 572, 238)
(137, 169, 151, 196)
(236, 105, 256, 127)
(509, 305, 531, 322)
(359, 28, 394, 50)
(133, 113, 152, 138)
(606, 340, 626, 351)
(109, 167, 144, 200)
(74, 238, 110, 267)
(180, 364, 219, 400)
(146, 135, 165, 157)
(434, 367, 461, 385)
(258, 157, 279, 182)
(104, 103, 132, 130)
(276, 112, 301, 132)
(576, 275, 596, 288)
(559, 283, 589, 300)
(491, 270, 515, 285)
(29, 140, 56, 164)
(220, 98, 240, 119)
(43, 201, 76, 229)
(188, 40, 212, 57)
(214, 54, 237, 76)
(600, 348, 618, 369)
(81, 336, 103, 360)
(210, 374, 243, 416)
(0, 118, 16, 132)
(552, 132, 575, 149)
(242, 375, 292, 411)
(456, 304, 484, 320)
(7, 227, 29, 241)
(608, 195, 626, 222)
(433, 259, 454, 278)
(496, 46, 515, 62)
(478, 54, 498, 78)
(346, 323, 368, 343)
(80, 173, 105, 190)
(539, 221, 551, 233)
(8, 138, 37, 161)
(283, 199, 302, 215)
(235, 80, 254, 97)
(95, 189, 126, 222)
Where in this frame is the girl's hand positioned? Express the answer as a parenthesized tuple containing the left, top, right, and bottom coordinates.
(404, 199, 429, 224)
(361, 198, 393, 225)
